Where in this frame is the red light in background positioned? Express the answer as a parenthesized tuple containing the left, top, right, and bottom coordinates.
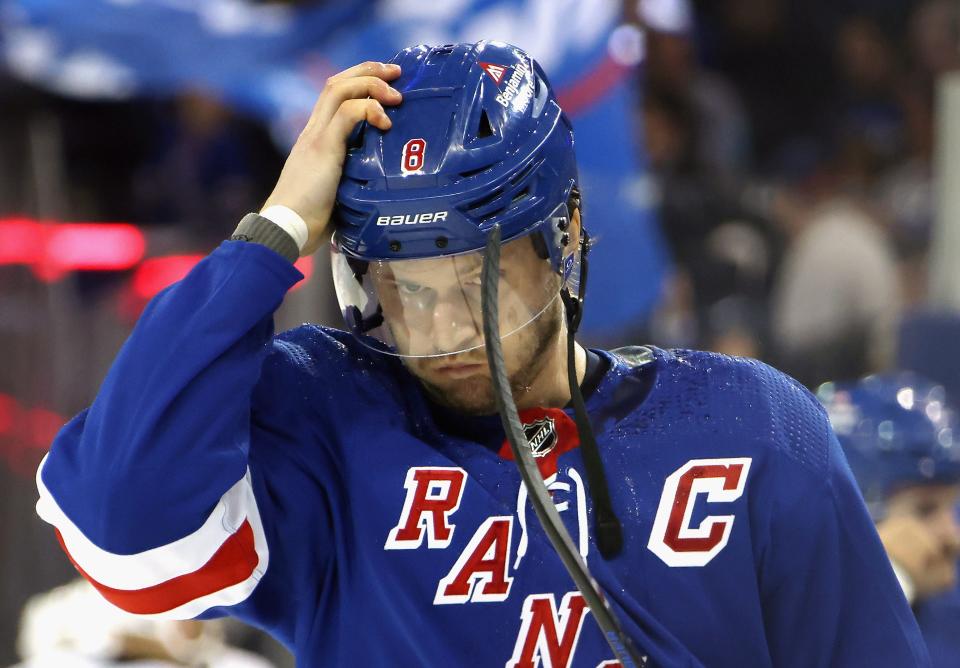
(0, 218, 43, 265)
(0, 393, 69, 478)
(292, 255, 313, 291)
(36, 223, 146, 281)
(26, 407, 67, 447)
(132, 254, 205, 299)
(0, 393, 15, 434)
(0, 393, 65, 447)
(0, 217, 146, 282)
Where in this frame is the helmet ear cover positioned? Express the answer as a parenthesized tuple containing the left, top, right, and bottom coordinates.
(529, 184, 582, 270)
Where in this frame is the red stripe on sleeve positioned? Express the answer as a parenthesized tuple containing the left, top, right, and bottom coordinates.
(54, 520, 259, 615)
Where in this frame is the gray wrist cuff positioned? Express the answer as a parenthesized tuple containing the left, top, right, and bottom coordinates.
(231, 213, 299, 263)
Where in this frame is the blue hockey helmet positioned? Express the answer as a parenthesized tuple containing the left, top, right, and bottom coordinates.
(330, 41, 580, 358)
(817, 372, 960, 517)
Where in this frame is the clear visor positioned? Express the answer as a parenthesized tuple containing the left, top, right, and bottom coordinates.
(332, 233, 575, 358)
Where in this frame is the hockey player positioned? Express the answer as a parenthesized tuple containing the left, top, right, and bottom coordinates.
(818, 373, 960, 667)
(36, 42, 928, 667)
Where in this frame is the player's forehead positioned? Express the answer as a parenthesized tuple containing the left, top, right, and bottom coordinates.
(383, 235, 539, 280)
(385, 251, 481, 279)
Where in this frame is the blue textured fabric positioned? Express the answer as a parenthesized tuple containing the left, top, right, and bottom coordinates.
(40, 241, 928, 667)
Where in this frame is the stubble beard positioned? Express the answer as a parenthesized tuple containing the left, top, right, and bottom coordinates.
(409, 301, 563, 415)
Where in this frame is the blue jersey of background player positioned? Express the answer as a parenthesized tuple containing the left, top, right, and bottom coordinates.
(819, 373, 960, 667)
(36, 42, 928, 667)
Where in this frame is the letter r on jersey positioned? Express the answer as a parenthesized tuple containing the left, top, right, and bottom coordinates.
(647, 457, 752, 567)
(385, 467, 467, 550)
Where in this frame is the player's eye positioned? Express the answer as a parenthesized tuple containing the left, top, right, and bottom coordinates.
(914, 501, 939, 519)
(398, 281, 427, 295)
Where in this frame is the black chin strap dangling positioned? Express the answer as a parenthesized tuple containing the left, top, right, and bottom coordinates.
(562, 229, 623, 559)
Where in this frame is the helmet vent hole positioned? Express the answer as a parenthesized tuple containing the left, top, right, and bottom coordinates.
(509, 159, 540, 186)
(532, 75, 550, 117)
(479, 206, 508, 224)
(477, 109, 494, 139)
(466, 187, 504, 212)
(459, 163, 496, 179)
(337, 202, 367, 224)
(511, 188, 531, 205)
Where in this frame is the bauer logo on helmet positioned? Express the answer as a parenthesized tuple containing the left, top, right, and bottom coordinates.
(375, 211, 449, 226)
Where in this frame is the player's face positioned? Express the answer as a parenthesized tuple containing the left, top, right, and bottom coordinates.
(377, 235, 568, 414)
(887, 482, 960, 563)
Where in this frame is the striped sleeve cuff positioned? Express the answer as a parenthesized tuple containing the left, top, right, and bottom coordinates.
(35, 455, 269, 619)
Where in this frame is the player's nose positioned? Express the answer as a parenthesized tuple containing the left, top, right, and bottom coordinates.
(431, 295, 482, 354)
(931, 506, 960, 556)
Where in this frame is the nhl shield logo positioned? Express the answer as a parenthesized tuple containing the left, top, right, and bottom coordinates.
(523, 417, 558, 457)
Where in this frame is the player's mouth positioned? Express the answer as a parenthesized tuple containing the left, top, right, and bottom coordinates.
(432, 362, 487, 378)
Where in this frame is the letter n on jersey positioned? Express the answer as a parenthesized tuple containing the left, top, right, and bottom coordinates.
(385, 467, 467, 550)
(647, 457, 752, 567)
(506, 592, 590, 668)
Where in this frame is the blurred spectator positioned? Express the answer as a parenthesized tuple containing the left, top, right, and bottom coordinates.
(693, 0, 838, 176)
(909, 0, 960, 88)
(12, 579, 275, 668)
(642, 82, 780, 357)
(875, 0, 960, 311)
(639, 0, 751, 177)
(771, 194, 901, 387)
(133, 91, 281, 244)
(832, 16, 906, 181)
(818, 373, 960, 668)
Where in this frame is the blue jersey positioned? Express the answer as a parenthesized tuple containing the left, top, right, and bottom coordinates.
(37, 241, 928, 667)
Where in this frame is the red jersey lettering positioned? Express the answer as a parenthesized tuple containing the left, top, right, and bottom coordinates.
(507, 592, 590, 668)
(647, 457, 752, 567)
(434, 516, 513, 604)
(384, 467, 466, 550)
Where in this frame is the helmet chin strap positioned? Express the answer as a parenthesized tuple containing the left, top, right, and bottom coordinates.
(559, 228, 624, 560)
(481, 224, 642, 668)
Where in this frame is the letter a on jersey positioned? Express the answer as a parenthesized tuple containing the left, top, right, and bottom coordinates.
(385, 467, 466, 550)
(435, 516, 513, 604)
(479, 61, 508, 84)
(507, 592, 590, 668)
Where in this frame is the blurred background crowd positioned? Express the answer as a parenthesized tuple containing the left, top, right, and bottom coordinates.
(1, 0, 959, 665)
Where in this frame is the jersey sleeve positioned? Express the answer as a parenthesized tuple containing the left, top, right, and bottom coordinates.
(35, 240, 305, 623)
(758, 397, 931, 667)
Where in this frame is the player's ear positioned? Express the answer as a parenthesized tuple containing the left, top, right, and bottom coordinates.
(567, 207, 582, 250)
(564, 185, 582, 250)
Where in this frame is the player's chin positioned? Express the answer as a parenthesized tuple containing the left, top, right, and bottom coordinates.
(421, 375, 498, 415)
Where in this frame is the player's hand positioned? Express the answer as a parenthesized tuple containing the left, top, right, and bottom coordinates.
(262, 61, 402, 256)
(877, 514, 960, 600)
